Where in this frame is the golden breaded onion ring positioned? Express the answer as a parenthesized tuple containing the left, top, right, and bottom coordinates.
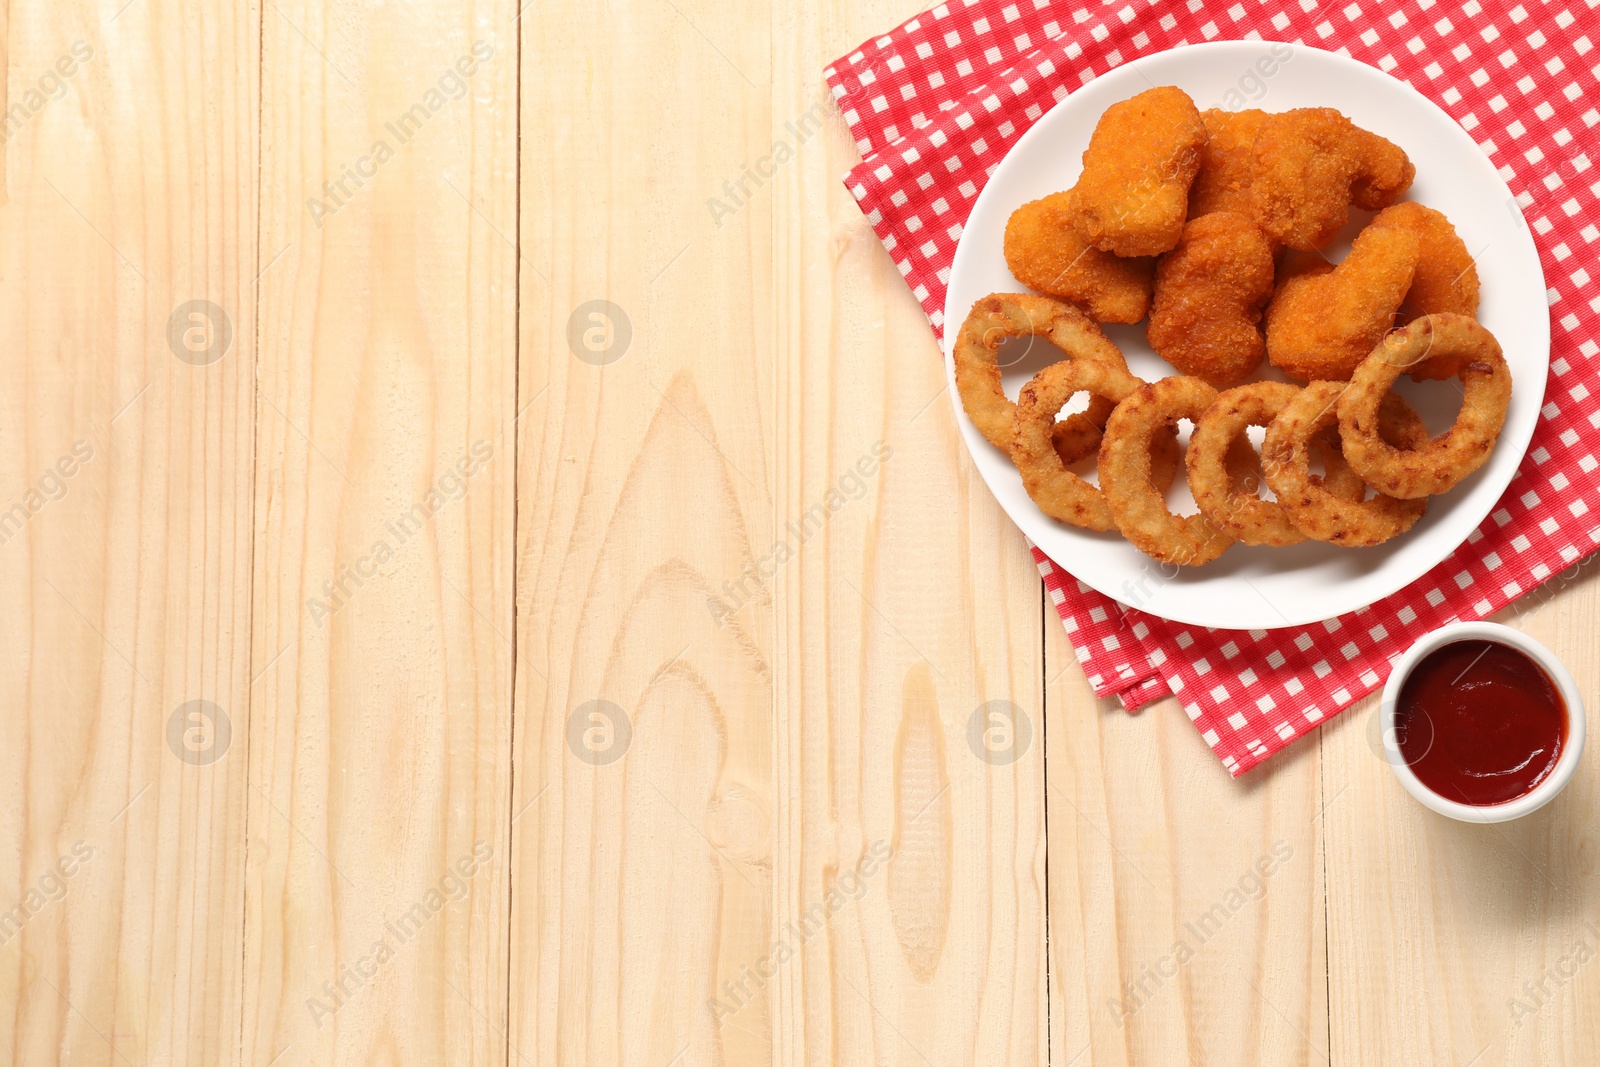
(1011, 360, 1151, 531)
(1190, 382, 1426, 546)
(1336, 314, 1512, 499)
(1264, 381, 1428, 546)
(1098, 376, 1236, 566)
(953, 292, 1132, 458)
(1190, 383, 1347, 546)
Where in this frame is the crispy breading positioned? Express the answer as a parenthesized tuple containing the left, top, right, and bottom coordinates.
(1010, 360, 1144, 531)
(1348, 127, 1418, 210)
(1370, 201, 1480, 318)
(1265, 222, 1420, 381)
(1186, 381, 1377, 547)
(1097, 376, 1235, 565)
(1250, 108, 1415, 250)
(1273, 247, 1336, 285)
(1337, 314, 1511, 499)
(1146, 212, 1276, 387)
(1370, 201, 1481, 378)
(1003, 192, 1155, 323)
(1262, 382, 1428, 546)
(1066, 86, 1206, 257)
(952, 292, 1132, 454)
(1188, 108, 1268, 219)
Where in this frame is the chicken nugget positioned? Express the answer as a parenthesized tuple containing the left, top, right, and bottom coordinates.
(1274, 247, 1335, 284)
(1188, 108, 1267, 219)
(1348, 127, 1418, 210)
(1370, 202, 1479, 318)
(1067, 86, 1206, 257)
(1004, 192, 1156, 323)
(1146, 212, 1276, 387)
(1369, 201, 1480, 379)
(1265, 222, 1420, 381)
(1250, 108, 1415, 250)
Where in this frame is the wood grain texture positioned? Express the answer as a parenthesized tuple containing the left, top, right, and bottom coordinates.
(512, 0, 779, 1063)
(244, 1, 516, 1063)
(1045, 625, 1328, 1067)
(0, 2, 256, 1064)
(767, 6, 1050, 1065)
(513, 0, 1049, 1061)
(3, 1, 1599, 1064)
(1323, 572, 1600, 1066)
(774, 99, 1048, 1066)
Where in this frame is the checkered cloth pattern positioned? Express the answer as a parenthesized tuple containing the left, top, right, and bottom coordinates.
(826, 0, 1600, 775)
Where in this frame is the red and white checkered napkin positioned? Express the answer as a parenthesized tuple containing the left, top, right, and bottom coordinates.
(827, 0, 1600, 775)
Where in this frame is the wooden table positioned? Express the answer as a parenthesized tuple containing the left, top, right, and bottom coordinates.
(3, 0, 1596, 1063)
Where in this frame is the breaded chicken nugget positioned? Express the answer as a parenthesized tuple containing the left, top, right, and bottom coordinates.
(1188, 108, 1268, 219)
(1370, 202, 1481, 379)
(1274, 247, 1335, 285)
(1370, 202, 1480, 318)
(1146, 212, 1276, 387)
(1348, 127, 1417, 210)
(1067, 86, 1206, 257)
(1265, 222, 1420, 381)
(1250, 108, 1415, 250)
(1004, 192, 1156, 323)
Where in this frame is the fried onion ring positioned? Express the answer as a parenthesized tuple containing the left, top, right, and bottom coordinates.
(1098, 376, 1236, 565)
(954, 293, 1131, 456)
(1054, 394, 1186, 489)
(1190, 382, 1418, 546)
(1264, 381, 1429, 546)
(1011, 360, 1149, 530)
(1336, 314, 1512, 498)
(1191, 383, 1323, 546)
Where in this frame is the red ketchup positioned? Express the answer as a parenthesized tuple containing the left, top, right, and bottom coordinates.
(1395, 639, 1567, 807)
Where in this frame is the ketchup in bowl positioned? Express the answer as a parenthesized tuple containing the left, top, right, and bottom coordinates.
(1394, 639, 1567, 806)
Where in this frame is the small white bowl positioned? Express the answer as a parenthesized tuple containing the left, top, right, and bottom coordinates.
(1379, 621, 1585, 823)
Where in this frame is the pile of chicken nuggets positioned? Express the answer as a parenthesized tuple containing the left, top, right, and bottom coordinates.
(957, 85, 1511, 566)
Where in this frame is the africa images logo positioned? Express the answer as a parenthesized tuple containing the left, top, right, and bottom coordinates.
(305, 440, 494, 626)
(305, 841, 494, 1027)
(306, 40, 495, 227)
(707, 441, 892, 625)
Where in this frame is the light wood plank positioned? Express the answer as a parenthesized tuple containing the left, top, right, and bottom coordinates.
(512, 0, 778, 1063)
(772, 5, 1051, 1057)
(774, 241, 1050, 1066)
(1045, 642, 1328, 1066)
(1324, 572, 1600, 1066)
(11, 2, 1600, 1063)
(243, 3, 516, 1061)
(516, 0, 1048, 1062)
(0, 2, 257, 1063)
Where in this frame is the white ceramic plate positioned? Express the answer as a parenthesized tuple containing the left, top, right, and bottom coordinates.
(943, 40, 1548, 630)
